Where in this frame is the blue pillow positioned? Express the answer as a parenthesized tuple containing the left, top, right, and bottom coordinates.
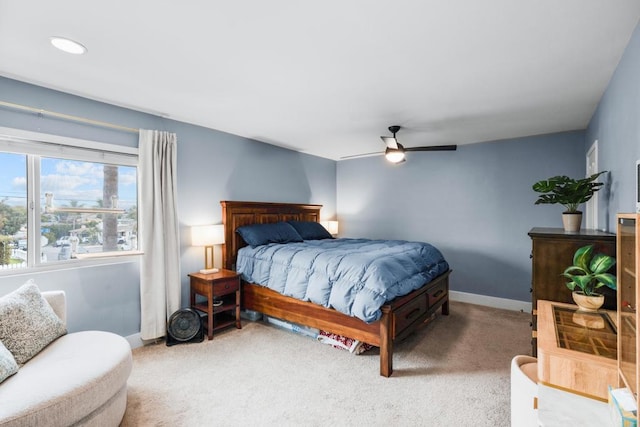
(287, 221, 333, 240)
(236, 222, 303, 247)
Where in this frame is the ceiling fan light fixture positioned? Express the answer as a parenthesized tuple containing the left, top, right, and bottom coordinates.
(347, 124, 454, 162)
(50, 36, 87, 55)
(385, 147, 406, 164)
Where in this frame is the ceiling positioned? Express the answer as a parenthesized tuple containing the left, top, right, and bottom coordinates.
(1, 2, 639, 161)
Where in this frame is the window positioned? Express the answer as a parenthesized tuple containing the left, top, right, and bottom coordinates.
(0, 129, 138, 272)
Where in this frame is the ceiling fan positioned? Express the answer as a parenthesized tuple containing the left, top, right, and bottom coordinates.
(341, 125, 457, 163)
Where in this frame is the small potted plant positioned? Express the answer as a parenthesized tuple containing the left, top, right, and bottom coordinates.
(532, 171, 607, 232)
(562, 244, 616, 311)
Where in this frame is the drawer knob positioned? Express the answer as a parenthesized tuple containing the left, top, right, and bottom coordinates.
(225, 284, 229, 289)
(432, 289, 444, 298)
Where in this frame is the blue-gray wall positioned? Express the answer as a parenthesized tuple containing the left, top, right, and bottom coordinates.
(0, 77, 336, 336)
(337, 132, 585, 302)
(587, 20, 640, 231)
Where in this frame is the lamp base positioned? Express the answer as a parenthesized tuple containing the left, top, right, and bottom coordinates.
(199, 268, 220, 274)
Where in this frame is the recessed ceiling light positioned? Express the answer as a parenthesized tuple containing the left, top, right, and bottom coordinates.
(50, 37, 87, 55)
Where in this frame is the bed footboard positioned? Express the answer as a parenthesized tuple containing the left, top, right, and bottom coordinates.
(381, 270, 450, 376)
(242, 270, 451, 377)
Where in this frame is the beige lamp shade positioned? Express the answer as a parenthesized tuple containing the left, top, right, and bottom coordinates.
(191, 224, 225, 273)
(191, 224, 225, 246)
(320, 220, 339, 236)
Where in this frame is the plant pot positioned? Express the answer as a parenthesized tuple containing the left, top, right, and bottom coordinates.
(572, 291, 604, 312)
(562, 212, 583, 232)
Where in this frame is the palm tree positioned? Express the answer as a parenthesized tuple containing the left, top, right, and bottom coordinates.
(103, 165, 118, 251)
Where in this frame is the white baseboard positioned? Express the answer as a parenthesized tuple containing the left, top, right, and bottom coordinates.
(126, 332, 144, 349)
(449, 290, 532, 313)
(126, 332, 167, 349)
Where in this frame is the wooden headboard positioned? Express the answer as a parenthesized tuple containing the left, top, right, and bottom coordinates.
(220, 201, 322, 270)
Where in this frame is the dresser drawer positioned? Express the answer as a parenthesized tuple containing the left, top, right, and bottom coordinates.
(212, 278, 239, 296)
(394, 295, 428, 334)
(427, 281, 447, 308)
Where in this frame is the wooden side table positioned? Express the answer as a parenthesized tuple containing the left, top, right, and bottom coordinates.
(188, 269, 241, 340)
(537, 299, 618, 400)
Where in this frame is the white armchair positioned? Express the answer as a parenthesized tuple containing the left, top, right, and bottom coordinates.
(0, 288, 132, 426)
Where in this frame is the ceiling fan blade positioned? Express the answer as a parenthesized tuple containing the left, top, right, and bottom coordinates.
(404, 144, 457, 152)
(380, 136, 398, 149)
(340, 151, 384, 160)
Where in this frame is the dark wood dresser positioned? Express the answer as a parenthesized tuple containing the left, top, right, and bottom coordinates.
(528, 227, 616, 356)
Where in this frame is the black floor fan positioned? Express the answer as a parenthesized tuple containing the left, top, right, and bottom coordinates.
(166, 308, 204, 346)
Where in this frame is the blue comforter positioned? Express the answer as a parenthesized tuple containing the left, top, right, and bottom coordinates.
(236, 238, 449, 323)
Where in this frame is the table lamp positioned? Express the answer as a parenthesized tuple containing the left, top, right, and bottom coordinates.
(320, 220, 339, 236)
(191, 224, 225, 274)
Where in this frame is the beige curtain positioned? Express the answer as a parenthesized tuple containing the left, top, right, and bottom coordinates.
(138, 129, 181, 340)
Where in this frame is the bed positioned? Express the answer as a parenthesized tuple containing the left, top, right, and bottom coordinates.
(221, 200, 451, 377)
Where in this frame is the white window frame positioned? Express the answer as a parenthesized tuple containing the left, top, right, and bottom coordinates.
(0, 127, 141, 275)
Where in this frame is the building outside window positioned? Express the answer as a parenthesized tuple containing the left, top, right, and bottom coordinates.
(0, 132, 138, 271)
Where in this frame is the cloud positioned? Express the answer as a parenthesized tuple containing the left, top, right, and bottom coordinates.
(120, 171, 137, 186)
(12, 176, 26, 190)
(55, 161, 101, 177)
(41, 160, 137, 207)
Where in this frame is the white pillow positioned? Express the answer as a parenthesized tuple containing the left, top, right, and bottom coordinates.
(0, 280, 67, 364)
(0, 340, 18, 383)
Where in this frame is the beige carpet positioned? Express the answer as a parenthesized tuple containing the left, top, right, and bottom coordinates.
(121, 301, 530, 427)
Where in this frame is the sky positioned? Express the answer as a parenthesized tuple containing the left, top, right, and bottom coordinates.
(0, 152, 137, 209)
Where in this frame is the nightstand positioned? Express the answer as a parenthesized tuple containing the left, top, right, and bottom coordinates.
(188, 269, 241, 340)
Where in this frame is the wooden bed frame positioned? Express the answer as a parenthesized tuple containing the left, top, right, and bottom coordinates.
(221, 200, 451, 377)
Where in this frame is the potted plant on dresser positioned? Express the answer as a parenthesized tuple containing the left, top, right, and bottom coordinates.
(532, 171, 607, 232)
(563, 244, 616, 311)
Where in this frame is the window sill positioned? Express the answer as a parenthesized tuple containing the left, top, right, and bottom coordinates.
(0, 251, 144, 277)
(74, 250, 144, 260)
